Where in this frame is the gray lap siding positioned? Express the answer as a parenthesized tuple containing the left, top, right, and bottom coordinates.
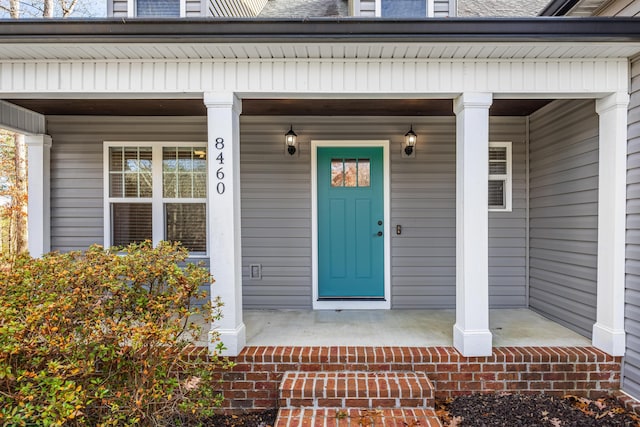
(47, 115, 527, 310)
(528, 99, 599, 338)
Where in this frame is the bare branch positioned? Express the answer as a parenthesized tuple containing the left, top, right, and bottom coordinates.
(59, 0, 78, 17)
(43, 0, 53, 17)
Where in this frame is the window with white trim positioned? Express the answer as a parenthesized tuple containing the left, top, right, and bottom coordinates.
(488, 142, 512, 212)
(136, 0, 180, 17)
(381, 0, 433, 17)
(105, 143, 207, 254)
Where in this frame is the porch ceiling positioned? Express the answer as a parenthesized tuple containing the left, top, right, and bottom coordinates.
(6, 98, 552, 116)
(0, 42, 638, 61)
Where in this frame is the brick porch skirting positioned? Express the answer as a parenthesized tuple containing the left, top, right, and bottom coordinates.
(185, 346, 622, 410)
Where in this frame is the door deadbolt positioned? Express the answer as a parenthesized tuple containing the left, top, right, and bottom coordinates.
(378, 220, 383, 226)
(377, 231, 383, 237)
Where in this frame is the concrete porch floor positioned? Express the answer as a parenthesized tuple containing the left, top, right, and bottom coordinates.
(198, 308, 591, 347)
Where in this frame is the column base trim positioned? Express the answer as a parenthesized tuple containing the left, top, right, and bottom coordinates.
(210, 323, 246, 357)
(453, 324, 492, 357)
(592, 322, 625, 356)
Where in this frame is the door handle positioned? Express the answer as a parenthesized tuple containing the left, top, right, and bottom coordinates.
(377, 231, 383, 237)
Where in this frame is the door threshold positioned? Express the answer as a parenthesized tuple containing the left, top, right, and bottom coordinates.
(313, 299, 391, 310)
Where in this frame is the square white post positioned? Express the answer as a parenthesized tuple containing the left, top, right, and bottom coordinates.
(204, 92, 246, 356)
(593, 92, 629, 356)
(453, 92, 493, 357)
(25, 134, 52, 257)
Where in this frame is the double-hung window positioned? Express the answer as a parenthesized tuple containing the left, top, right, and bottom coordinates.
(488, 141, 512, 212)
(381, 0, 434, 17)
(135, 0, 181, 17)
(105, 143, 207, 255)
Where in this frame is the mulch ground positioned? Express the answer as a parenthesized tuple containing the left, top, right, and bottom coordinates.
(437, 393, 640, 426)
(174, 408, 278, 426)
(173, 394, 640, 426)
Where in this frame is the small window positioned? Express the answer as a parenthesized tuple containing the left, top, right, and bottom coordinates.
(488, 142, 512, 212)
(381, 0, 429, 17)
(136, 0, 180, 17)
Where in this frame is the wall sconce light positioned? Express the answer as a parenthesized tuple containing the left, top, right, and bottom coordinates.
(403, 125, 417, 158)
(285, 125, 298, 156)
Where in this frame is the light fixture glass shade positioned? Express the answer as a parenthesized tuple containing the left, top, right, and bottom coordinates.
(285, 125, 297, 155)
(404, 125, 417, 147)
(404, 125, 417, 156)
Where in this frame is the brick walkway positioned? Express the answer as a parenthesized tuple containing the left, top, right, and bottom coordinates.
(276, 408, 442, 426)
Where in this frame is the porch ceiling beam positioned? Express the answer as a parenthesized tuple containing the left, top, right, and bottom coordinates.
(0, 18, 640, 44)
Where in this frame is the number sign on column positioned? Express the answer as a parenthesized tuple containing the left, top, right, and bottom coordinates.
(215, 137, 225, 194)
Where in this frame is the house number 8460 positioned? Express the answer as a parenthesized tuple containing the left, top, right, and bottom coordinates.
(215, 137, 225, 195)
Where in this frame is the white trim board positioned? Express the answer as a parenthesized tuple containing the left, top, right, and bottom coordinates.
(0, 58, 628, 96)
(311, 140, 391, 310)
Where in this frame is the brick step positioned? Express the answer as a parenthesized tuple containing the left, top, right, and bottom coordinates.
(276, 408, 443, 427)
(278, 371, 434, 409)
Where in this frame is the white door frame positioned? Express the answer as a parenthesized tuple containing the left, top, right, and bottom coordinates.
(311, 140, 391, 310)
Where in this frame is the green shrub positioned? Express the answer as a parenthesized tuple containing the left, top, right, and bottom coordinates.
(0, 241, 231, 426)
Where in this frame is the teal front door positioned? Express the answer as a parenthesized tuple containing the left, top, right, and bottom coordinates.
(317, 147, 384, 298)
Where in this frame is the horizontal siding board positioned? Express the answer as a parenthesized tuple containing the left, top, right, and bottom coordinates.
(529, 99, 598, 338)
(625, 57, 640, 400)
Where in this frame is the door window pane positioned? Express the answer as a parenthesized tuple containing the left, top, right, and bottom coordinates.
(382, 0, 426, 17)
(344, 159, 357, 187)
(357, 159, 370, 187)
(165, 203, 206, 252)
(112, 203, 152, 246)
(331, 159, 344, 187)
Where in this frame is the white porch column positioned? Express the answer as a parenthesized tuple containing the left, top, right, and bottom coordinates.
(25, 134, 52, 257)
(453, 92, 493, 357)
(204, 92, 246, 356)
(593, 92, 629, 356)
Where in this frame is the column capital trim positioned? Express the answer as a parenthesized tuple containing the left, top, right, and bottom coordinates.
(25, 134, 52, 148)
(203, 92, 242, 115)
(596, 92, 630, 115)
(453, 92, 493, 115)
